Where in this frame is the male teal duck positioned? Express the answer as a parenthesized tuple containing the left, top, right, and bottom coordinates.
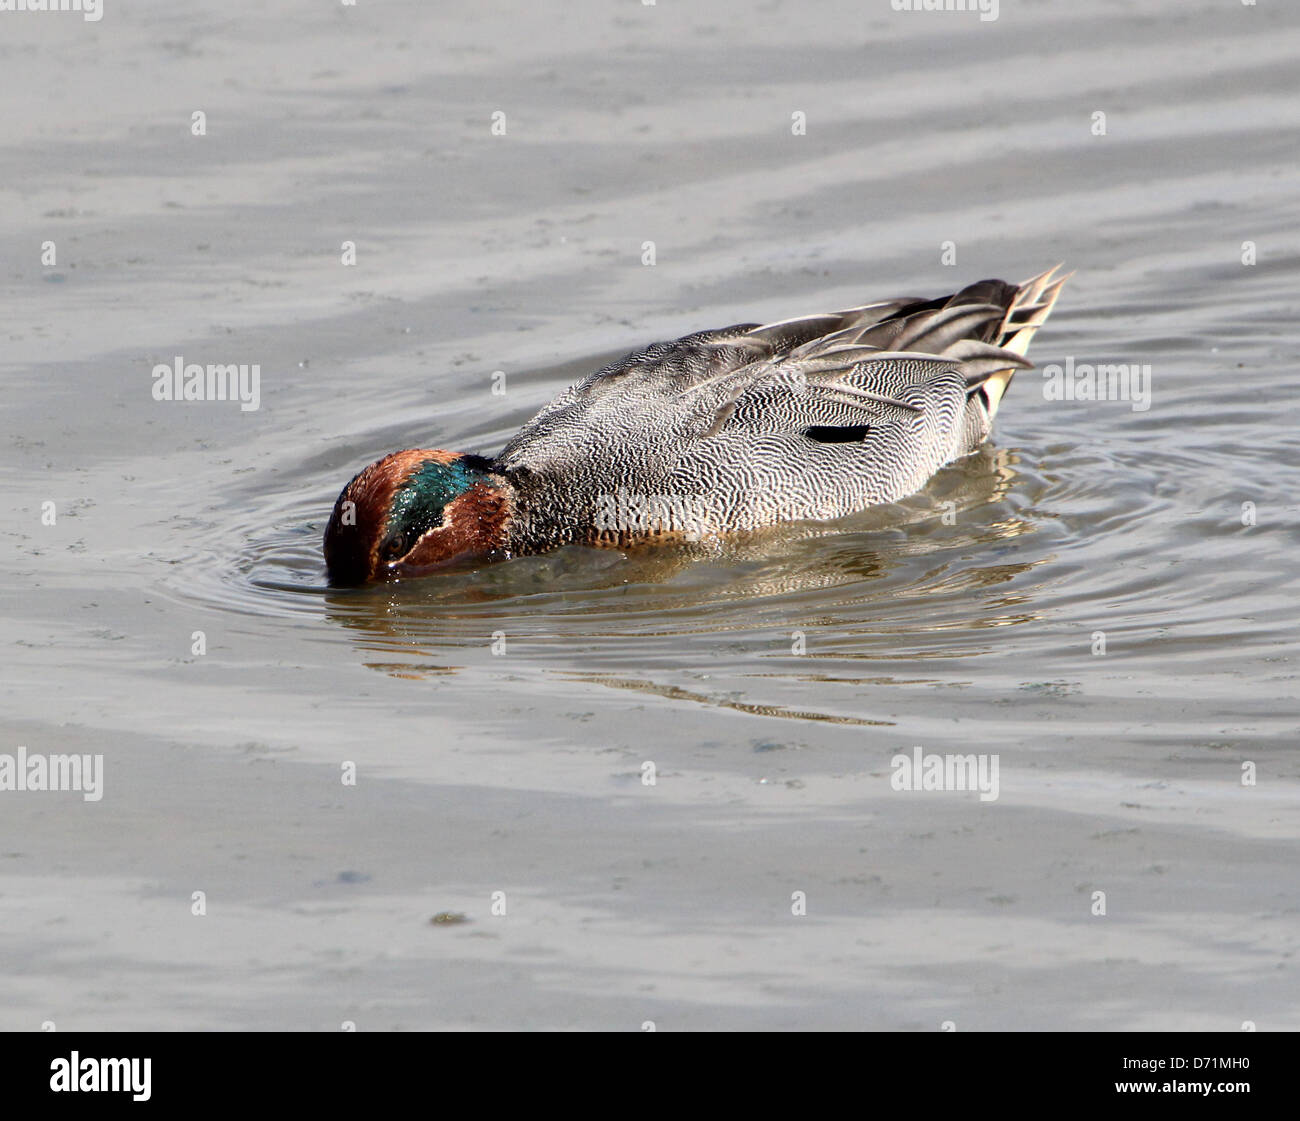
(324, 266, 1067, 585)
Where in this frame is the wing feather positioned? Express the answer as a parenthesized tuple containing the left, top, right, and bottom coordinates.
(497, 273, 1066, 523)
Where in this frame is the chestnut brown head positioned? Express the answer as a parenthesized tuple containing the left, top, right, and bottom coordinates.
(323, 449, 511, 585)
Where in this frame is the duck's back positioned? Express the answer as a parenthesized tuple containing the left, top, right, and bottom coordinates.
(497, 267, 1066, 548)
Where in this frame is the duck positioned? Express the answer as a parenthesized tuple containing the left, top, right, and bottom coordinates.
(323, 266, 1067, 585)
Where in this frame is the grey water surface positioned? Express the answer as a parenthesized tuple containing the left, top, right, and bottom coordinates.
(1, 0, 1298, 1030)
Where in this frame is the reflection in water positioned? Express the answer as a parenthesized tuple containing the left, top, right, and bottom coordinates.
(362, 662, 462, 680)
(558, 673, 894, 726)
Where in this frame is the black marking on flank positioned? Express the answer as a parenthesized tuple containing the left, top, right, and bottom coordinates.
(804, 424, 872, 444)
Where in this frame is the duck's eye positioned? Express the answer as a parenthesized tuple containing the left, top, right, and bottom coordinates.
(381, 532, 407, 561)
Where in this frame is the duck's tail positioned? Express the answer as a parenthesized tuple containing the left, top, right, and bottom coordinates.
(804, 265, 1068, 420)
(978, 264, 1070, 417)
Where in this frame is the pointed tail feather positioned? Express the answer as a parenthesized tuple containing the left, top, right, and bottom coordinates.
(974, 265, 1069, 416)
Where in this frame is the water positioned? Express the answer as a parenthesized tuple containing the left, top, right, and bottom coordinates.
(2, 0, 1298, 1030)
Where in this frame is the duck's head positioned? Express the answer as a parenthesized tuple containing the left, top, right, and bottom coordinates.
(323, 449, 512, 585)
